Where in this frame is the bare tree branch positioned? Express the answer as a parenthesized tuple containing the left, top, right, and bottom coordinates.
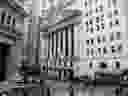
(47, 0, 76, 25)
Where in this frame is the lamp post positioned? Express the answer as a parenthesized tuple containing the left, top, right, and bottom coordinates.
(27, 0, 41, 65)
(31, 0, 48, 96)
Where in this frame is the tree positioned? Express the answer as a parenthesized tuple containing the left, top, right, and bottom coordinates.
(47, 0, 76, 24)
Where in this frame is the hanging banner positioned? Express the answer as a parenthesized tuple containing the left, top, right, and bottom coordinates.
(32, 0, 42, 16)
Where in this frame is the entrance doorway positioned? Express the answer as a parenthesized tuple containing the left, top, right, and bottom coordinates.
(0, 43, 10, 81)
